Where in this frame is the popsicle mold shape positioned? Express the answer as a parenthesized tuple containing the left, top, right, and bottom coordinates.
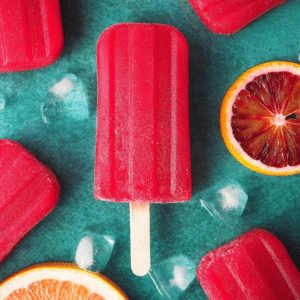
(186, 0, 289, 35)
(94, 23, 191, 276)
(74, 226, 115, 272)
(0, 139, 60, 263)
(200, 181, 248, 228)
(197, 228, 300, 299)
(149, 254, 196, 299)
(0, 0, 64, 72)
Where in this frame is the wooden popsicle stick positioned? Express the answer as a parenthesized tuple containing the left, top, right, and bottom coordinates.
(130, 202, 150, 276)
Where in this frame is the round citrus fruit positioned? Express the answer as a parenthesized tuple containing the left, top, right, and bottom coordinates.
(0, 262, 129, 300)
(220, 61, 300, 176)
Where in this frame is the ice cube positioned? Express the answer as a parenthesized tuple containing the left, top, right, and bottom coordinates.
(149, 254, 196, 299)
(0, 93, 5, 110)
(41, 74, 89, 124)
(200, 182, 248, 228)
(73, 227, 115, 272)
(75, 235, 94, 270)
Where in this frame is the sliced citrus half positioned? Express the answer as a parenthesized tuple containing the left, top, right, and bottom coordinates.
(220, 61, 300, 176)
(0, 262, 129, 300)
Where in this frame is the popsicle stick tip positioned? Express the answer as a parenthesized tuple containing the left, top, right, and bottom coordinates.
(130, 202, 151, 277)
(131, 261, 150, 277)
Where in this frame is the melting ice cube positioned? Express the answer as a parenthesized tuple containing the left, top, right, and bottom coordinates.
(41, 74, 89, 124)
(0, 93, 5, 110)
(149, 254, 196, 299)
(200, 182, 248, 228)
(75, 236, 95, 270)
(74, 227, 115, 272)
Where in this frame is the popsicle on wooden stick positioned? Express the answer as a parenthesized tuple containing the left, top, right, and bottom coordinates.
(94, 23, 191, 276)
(0, 139, 60, 263)
(187, 0, 289, 35)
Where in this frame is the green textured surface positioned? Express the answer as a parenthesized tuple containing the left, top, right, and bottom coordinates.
(1, 0, 300, 299)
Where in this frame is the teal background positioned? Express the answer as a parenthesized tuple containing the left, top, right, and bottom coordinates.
(1, 0, 300, 299)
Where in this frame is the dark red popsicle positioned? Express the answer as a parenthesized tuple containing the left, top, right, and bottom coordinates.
(187, 0, 289, 35)
(197, 228, 300, 299)
(0, 139, 60, 263)
(0, 0, 64, 72)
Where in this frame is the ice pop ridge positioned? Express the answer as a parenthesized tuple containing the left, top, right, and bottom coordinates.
(0, 139, 60, 263)
(0, 0, 64, 72)
(197, 229, 300, 300)
(187, 0, 289, 35)
(94, 23, 191, 203)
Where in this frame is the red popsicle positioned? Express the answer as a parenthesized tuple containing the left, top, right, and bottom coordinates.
(0, 139, 60, 263)
(94, 23, 191, 276)
(197, 228, 300, 299)
(0, 0, 64, 72)
(187, 0, 289, 35)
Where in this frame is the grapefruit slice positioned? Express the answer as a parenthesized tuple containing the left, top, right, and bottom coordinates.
(220, 61, 300, 176)
(0, 262, 129, 300)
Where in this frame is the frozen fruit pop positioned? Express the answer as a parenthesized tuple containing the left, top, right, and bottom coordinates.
(94, 23, 191, 276)
(187, 0, 289, 35)
(0, 139, 60, 263)
(197, 229, 300, 299)
(0, 0, 64, 72)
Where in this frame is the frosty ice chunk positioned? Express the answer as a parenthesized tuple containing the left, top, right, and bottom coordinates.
(0, 93, 5, 110)
(200, 182, 248, 228)
(41, 74, 89, 124)
(74, 227, 115, 272)
(149, 254, 196, 299)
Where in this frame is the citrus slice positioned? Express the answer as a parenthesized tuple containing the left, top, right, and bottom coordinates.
(0, 262, 129, 300)
(220, 61, 300, 176)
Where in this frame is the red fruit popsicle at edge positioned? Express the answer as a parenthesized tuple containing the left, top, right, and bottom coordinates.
(94, 23, 191, 276)
(0, 139, 60, 263)
(197, 229, 300, 299)
(0, 0, 64, 72)
(187, 0, 289, 35)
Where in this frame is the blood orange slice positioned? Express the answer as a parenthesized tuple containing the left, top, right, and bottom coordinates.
(0, 262, 128, 300)
(220, 61, 300, 175)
